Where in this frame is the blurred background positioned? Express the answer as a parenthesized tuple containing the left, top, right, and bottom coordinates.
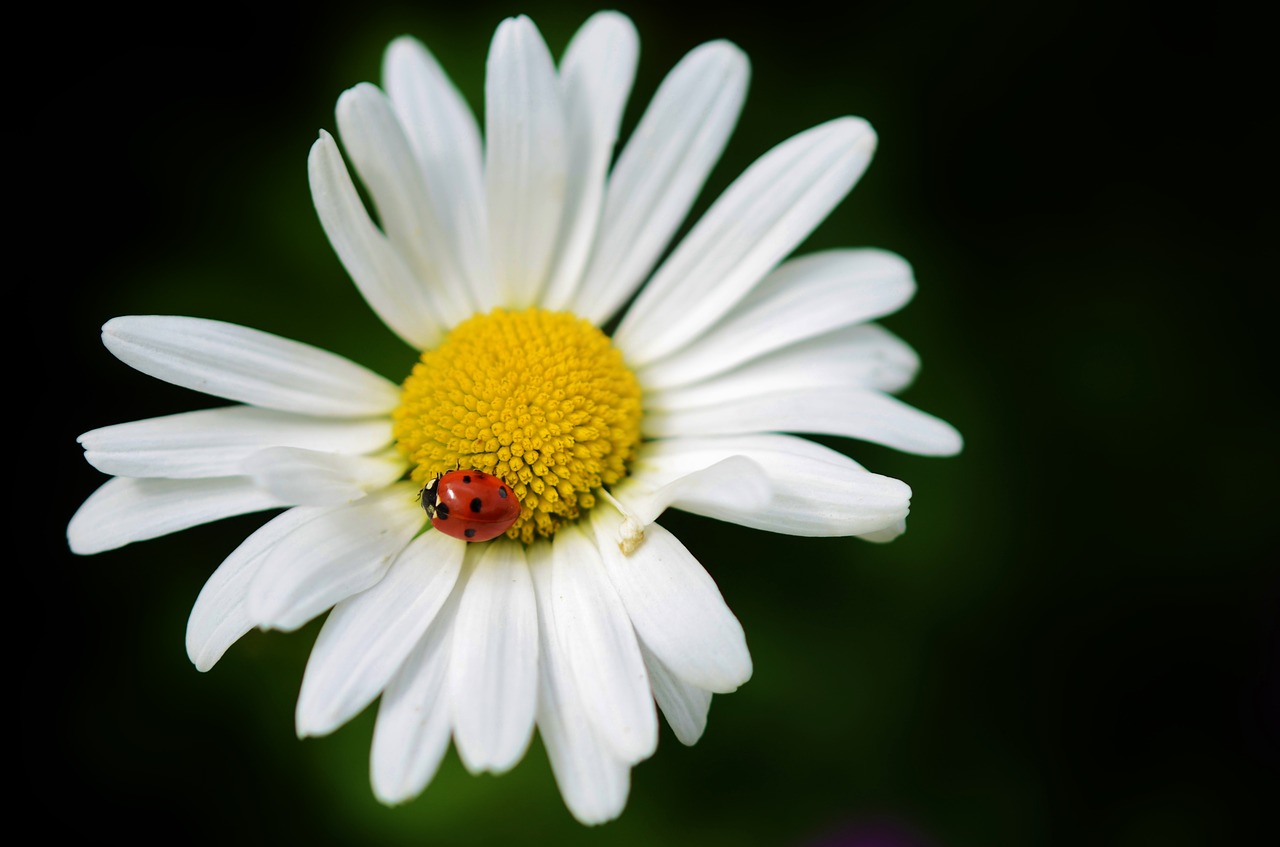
(35, 0, 1272, 844)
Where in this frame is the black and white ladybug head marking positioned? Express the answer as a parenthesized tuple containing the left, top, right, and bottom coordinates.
(419, 474, 442, 518)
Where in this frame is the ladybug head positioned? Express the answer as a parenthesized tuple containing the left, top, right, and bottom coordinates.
(419, 474, 442, 517)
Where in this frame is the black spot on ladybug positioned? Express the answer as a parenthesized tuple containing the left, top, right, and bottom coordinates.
(498, 488, 508, 499)
(464, 528, 477, 538)
(436, 503, 450, 519)
(470, 497, 483, 513)
(462, 475, 472, 483)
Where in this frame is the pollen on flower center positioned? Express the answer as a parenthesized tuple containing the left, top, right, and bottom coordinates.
(393, 307, 644, 543)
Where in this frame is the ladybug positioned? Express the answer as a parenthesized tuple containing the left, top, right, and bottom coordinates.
(420, 469, 520, 542)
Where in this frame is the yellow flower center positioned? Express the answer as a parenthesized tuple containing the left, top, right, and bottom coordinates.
(393, 307, 643, 543)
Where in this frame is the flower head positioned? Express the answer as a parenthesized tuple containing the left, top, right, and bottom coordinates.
(68, 11, 961, 825)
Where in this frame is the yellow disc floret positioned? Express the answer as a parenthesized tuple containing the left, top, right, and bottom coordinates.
(393, 308, 643, 543)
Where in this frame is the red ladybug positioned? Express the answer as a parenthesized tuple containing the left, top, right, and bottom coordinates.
(420, 469, 520, 542)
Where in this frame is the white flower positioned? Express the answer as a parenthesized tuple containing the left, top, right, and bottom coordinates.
(66, 11, 961, 826)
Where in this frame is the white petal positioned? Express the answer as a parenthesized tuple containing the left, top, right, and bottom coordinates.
(540, 11, 639, 311)
(383, 35, 493, 313)
(308, 131, 447, 349)
(647, 324, 921, 410)
(246, 483, 424, 632)
(335, 85, 478, 327)
(78, 405, 393, 479)
(572, 40, 749, 324)
(186, 506, 330, 672)
(527, 542, 631, 825)
(640, 641, 712, 746)
(296, 530, 465, 738)
(485, 15, 568, 310)
(612, 454, 771, 528)
(449, 540, 538, 774)
(591, 510, 751, 693)
(643, 386, 964, 457)
(627, 434, 913, 538)
(613, 118, 878, 365)
(860, 518, 908, 544)
(371, 564, 467, 805)
(102, 316, 401, 416)
(637, 249, 917, 390)
(241, 447, 406, 506)
(67, 476, 285, 556)
(550, 523, 656, 763)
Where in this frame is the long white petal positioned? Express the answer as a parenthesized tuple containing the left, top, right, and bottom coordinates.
(637, 249, 916, 390)
(591, 510, 751, 693)
(612, 454, 771, 528)
(613, 118, 878, 365)
(308, 131, 448, 349)
(371, 562, 468, 805)
(78, 406, 392, 479)
(101, 316, 401, 416)
(246, 483, 424, 632)
(527, 542, 631, 825)
(625, 434, 912, 538)
(860, 519, 908, 544)
(550, 524, 656, 763)
(572, 40, 749, 324)
(383, 35, 492, 313)
(646, 324, 921, 410)
(540, 11, 639, 311)
(296, 530, 466, 738)
(485, 15, 568, 310)
(336, 84, 478, 327)
(242, 447, 406, 506)
(67, 476, 285, 555)
(640, 641, 712, 746)
(186, 506, 330, 672)
(643, 386, 964, 457)
(450, 540, 538, 774)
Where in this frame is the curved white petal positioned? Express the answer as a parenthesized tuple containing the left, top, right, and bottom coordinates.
(101, 316, 401, 416)
(643, 386, 964, 457)
(612, 454, 771, 529)
(296, 530, 466, 738)
(527, 542, 632, 825)
(383, 35, 492, 313)
(371, 562, 468, 805)
(186, 505, 330, 672)
(540, 11, 639, 311)
(647, 324, 921, 410)
(485, 15, 568, 310)
(78, 406, 393, 480)
(450, 540, 538, 774)
(242, 447, 406, 506)
(641, 641, 712, 746)
(590, 510, 751, 693)
(860, 518, 908, 543)
(637, 249, 917, 390)
(336, 84, 478, 327)
(572, 40, 749, 324)
(67, 476, 285, 556)
(550, 523, 656, 763)
(613, 117, 878, 365)
(626, 434, 912, 538)
(309, 131, 447, 349)
(246, 483, 424, 632)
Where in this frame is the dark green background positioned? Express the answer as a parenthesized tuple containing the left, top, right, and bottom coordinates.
(38, 1, 1272, 844)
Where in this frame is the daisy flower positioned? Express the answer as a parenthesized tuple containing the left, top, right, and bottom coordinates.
(67, 10, 961, 826)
